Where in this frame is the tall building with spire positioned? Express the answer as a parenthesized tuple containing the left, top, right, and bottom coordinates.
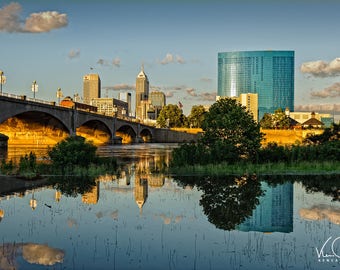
(135, 66, 149, 120)
(83, 74, 101, 105)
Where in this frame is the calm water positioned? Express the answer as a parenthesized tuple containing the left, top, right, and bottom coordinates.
(0, 144, 340, 270)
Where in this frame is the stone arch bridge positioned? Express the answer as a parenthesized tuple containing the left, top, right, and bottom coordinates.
(0, 94, 198, 145)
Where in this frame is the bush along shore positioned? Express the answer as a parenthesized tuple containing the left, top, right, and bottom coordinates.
(170, 98, 340, 176)
(0, 136, 118, 180)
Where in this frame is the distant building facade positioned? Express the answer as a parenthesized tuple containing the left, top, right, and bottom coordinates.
(118, 92, 132, 116)
(135, 67, 149, 120)
(220, 93, 258, 122)
(288, 111, 333, 127)
(91, 98, 128, 118)
(218, 50, 294, 120)
(148, 91, 166, 120)
(83, 74, 101, 105)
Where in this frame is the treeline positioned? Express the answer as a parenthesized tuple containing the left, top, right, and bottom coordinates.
(171, 140, 340, 167)
(0, 136, 118, 179)
(170, 98, 340, 170)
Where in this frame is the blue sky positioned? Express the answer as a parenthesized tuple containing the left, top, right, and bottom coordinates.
(1, 0, 340, 115)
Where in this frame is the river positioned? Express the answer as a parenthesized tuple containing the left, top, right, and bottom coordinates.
(0, 143, 339, 270)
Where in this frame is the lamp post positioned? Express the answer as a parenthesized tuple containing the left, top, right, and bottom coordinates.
(31, 80, 38, 99)
(0, 70, 6, 95)
(56, 87, 63, 104)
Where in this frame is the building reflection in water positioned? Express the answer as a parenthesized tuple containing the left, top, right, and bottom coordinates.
(0, 209, 4, 222)
(237, 182, 293, 233)
(82, 181, 100, 205)
(134, 177, 148, 212)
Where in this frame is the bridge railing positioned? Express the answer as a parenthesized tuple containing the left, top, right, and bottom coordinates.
(0, 92, 56, 106)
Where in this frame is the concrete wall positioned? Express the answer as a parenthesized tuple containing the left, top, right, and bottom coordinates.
(153, 129, 200, 143)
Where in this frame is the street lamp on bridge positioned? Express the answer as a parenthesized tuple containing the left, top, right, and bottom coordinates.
(0, 70, 6, 95)
(57, 87, 63, 104)
(31, 80, 38, 99)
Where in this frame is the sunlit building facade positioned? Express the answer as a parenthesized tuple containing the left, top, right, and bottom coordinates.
(136, 67, 149, 120)
(218, 51, 294, 120)
(83, 74, 101, 105)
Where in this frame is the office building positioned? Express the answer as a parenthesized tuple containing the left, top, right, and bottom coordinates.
(119, 92, 132, 116)
(218, 50, 294, 120)
(148, 91, 166, 120)
(83, 74, 101, 105)
(91, 98, 128, 118)
(135, 66, 149, 120)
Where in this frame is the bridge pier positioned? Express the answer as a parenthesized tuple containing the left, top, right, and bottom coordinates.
(133, 136, 144, 143)
(110, 135, 122, 145)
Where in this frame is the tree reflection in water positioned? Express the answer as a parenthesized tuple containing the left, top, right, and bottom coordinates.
(175, 174, 264, 230)
(49, 176, 97, 197)
(263, 174, 340, 202)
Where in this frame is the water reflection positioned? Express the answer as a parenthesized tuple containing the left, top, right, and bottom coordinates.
(238, 182, 293, 233)
(299, 204, 340, 225)
(49, 176, 97, 197)
(0, 243, 64, 270)
(1, 144, 340, 269)
(175, 174, 264, 230)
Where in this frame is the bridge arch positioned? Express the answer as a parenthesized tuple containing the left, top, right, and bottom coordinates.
(76, 119, 112, 145)
(116, 124, 137, 144)
(0, 110, 70, 145)
(140, 128, 153, 142)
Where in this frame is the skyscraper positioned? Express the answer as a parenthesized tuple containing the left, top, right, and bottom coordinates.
(135, 66, 149, 120)
(83, 74, 101, 105)
(218, 50, 294, 120)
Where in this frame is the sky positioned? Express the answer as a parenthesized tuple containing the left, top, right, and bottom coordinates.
(1, 0, 340, 116)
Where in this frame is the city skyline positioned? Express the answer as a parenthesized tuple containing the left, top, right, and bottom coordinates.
(1, 0, 340, 115)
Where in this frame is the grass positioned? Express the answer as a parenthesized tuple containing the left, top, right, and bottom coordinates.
(170, 160, 340, 177)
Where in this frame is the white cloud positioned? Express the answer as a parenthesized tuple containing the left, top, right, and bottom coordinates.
(186, 88, 198, 97)
(295, 103, 340, 112)
(311, 82, 340, 98)
(97, 57, 121, 68)
(25, 11, 68, 33)
(68, 49, 80, 59)
(112, 57, 121, 67)
(0, 3, 68, 33)
(299, 204, 340, 225)
(103, 84, 135, 91)
(160, 53, 185, 65)
(301, 58, 340, 77)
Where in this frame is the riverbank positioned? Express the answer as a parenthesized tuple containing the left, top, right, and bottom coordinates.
(170, 160, 340, 177)
(0, 175, 48, 196)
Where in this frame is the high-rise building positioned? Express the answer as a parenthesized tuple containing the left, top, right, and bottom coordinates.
(83, 74, 101, 105)
(135, 66, 149, 120)
(119, 92, 132, 116)
(148, 91, 166, 120)
(217, 50, 294, 120)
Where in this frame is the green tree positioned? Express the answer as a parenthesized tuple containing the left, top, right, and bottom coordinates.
(48, 136, 97, 174)
(272, 108, 290, 129)
(260, 113, 273, 129)
(201, 98, 263, 162)
(157, 104, 187, 128)
(187, 105, 206, 128)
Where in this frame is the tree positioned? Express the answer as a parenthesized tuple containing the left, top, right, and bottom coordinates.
(48, 136, 97, 174)
(156, 104, 187, 128)
(260, 113, 273, 129)
(187, 105, 206, 128)
(272, 108, 290, 129)
(201, 98, 262, 162)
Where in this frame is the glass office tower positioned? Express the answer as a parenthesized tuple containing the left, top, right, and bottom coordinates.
(218, 51, 294, 120)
